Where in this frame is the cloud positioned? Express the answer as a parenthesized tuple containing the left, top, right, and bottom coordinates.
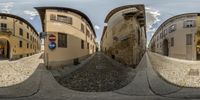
(24, 10, 39, 20)
(94, 25, 100, 30)
(0, 2, 14, 13)
(145, 7, 161, 36)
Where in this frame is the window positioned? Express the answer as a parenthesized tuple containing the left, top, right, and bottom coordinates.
(86, 28, 89, 35)
(57, 15, 72, 24)
(171, 38, 174, 46)
(183, 20, 196, 28)
(1, 23, 7, 30)
(81, 40, 84, 49)
(27, 33, 29, 39)
(19, 28, 23, 36)
(87, 43, 89, 49)
(186, 34, 192, 45)
(1, 16, 7, 19)
(19, 41, 22, 48)
(81, 23, 85, 33)
(27, 43, 29, 48)
(30, 35, 32, 41)
(160, 42, 162, 48)
(157, 35, 159, 41)
(58, 33, 67, 48)
(19, 21, 23, 25)
(27, 25, 29, 29)
(91, 35, 93, 40)
(50, 14, 56, 20)
(169, 24, 176, 33)
(164, 29, 168, 36)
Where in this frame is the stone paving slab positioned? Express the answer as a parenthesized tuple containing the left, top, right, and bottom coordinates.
(114, 54, 154, 96)
(55, 52, 136, 92)
(2, 52, 200, 100)
(147, 51, 200, 99)
(9, 64, 183, 100)
(148, 51, 200, 87)
(0, 64, 43, 98)
(146, 53, 182, 95)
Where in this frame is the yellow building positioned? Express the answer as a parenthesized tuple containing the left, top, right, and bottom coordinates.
(101, 5, 146, 67)
(149, 13, 200, 60)
(35, 7, 96, 68)
(0, 13, 41, 60)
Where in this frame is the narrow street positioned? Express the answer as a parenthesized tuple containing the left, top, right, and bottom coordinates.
(1, 53, 200, 100)
(56, 52, 136, 92)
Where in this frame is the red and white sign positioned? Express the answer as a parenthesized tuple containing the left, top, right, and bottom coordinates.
(49, 34, 56, 41)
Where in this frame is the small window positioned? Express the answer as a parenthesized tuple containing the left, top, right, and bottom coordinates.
(1, 16, 7, 19)
(27, 43, 29, 48)
(81, 23, 85, 33)
(30, 35, 32, 41)
(186, 34, 192, 45)
(86, 28, 90, 35)
(1, 23, 7, 30)
(19, 21, 23, 25)
(171, 37, 174, 46)
(183, 20, 196, 28)
(19, 28, 23, 36)
(27, 33, 29, 39)
(50, 14, 56, 20)
(81, 40, 84, 49)
(87, 43, 89, 49)
(58, 33, 67, 48)
(57, 15, 72, 24)
(19, 41, 23, 48)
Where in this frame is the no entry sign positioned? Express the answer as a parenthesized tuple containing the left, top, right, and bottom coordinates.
(49, 34, 56, 41)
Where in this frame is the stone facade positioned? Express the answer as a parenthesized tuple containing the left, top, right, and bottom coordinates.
(0, 13, 41, 60)
(101, 5, 146, 67)
(149, 13, 200, 60)
(36, 7, 96, 68)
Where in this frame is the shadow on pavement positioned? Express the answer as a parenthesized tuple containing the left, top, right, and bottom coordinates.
(0, 63, 44, 99)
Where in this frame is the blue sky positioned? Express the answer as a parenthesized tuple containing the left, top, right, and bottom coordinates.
(0, 0, 200, 44)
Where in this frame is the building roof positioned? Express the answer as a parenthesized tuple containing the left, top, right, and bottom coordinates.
(149, 13, 200, 45)
(0, 13, 39, 36)
(35, 6, 96, 37)
(104, 4, 145, 23)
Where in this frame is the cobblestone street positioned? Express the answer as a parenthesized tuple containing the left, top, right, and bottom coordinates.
(56, 53, 136, 92)
(148, 51, 200, 87)
(0, 53, 43, 87)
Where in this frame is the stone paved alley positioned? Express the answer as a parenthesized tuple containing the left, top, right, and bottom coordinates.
(0, 53, 43, 87)
(56, 52, 136, 92)
(1, 53, 200, 100)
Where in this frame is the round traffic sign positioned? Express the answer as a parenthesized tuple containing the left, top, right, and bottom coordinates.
(49, 34, 56, 41)
(48, 42, 56, 50)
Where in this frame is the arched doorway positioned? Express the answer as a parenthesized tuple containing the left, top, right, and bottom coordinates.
(196, 40, 200, 60)
(163, 39, 169, 56)
(0, 38, 10, 59)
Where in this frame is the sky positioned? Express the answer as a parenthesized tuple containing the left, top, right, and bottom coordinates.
(0, 0, 200, 45)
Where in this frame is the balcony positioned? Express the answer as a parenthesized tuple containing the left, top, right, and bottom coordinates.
(0, 28, 13, 36)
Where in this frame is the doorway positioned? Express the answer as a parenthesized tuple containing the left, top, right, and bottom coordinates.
(163, 39, 169, 56)
(0, 38, 10, 59)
